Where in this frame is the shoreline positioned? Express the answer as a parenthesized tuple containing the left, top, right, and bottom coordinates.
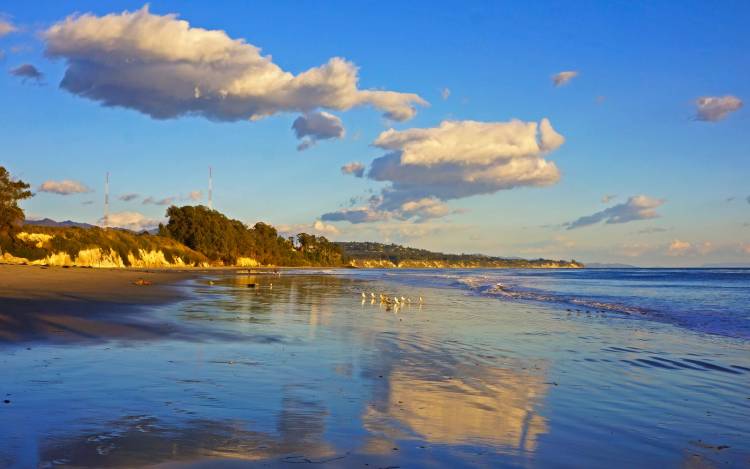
(0, 264, 202, 344)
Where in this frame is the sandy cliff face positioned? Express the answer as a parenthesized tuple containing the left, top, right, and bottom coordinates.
(1, 232, 211, 268)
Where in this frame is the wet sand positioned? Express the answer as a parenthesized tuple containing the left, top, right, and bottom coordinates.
(0, 265, 198, 343)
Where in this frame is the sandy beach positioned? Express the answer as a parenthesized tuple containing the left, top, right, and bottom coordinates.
(0, 265, 198, 343)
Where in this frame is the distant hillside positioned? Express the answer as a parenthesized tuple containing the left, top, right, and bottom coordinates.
(1, 224, 208, 268)
(585, 262, 638, 269)
(336, 241, 583, 269)
(24, 218, 95, 229)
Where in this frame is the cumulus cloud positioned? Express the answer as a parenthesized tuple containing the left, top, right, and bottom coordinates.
(0, 19, 17, 37)
(292, 111, 344, 150)
(43, 6, 426, 123)
(341, 162, 365, 178)
(118, 193, 140, 202)
(278, 220, 341, 237)
(38, 179, 91, 195)
(567, 195, 664, 230)
(552, 71, 578, 87)
(141, 192, 201, 205)
(185, 190, 202, 201)
(601, 194, 617, 203)
(396, 197, 452, 222)
(667, 239, 691, 256)
(9, 63, 43, 83)
(143, 196, 175, 206)
(323, 118, 565, 223)
(695, 95, 742, 122)
(101, 211, 162, 231)
(321, 207, 389, 224)
(312, 220, 339, 236)
(667, 239, 713, 257)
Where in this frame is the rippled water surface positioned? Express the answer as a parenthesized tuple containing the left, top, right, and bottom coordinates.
(2, 270, 749, 468)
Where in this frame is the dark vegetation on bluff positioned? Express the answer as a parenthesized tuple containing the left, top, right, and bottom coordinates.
(337, 241, 581, 267)
(159, 205, 345, 266)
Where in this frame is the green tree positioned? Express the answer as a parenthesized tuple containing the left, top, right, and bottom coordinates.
(0, 166, 32, 236)
(161, 205, 346, 267)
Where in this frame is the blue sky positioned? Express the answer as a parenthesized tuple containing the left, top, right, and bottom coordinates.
(1, 1, 748, 266)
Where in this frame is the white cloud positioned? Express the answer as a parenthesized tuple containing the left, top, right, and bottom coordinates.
(185, 191, 202, 201)
(667, 239, 713, 257)
(312, 220, 339, 236)
(9, 63, 43, 83)
(142, 196, 175, 206)
(292, 111, 345, 150)
(695, 95, 742, 122)
(321, 207, 389, 224)
(567, 195, 664, 230)
(397, 197, 452, 222)
(373, 118, 564, 167)
(101, 211, 162, 231)
(0, 19, 16, 37)
(667, 239, 691, 256)
(118, 193, 139, 202)
(38, 179, 91, 195)
(44, 6, 426, 122)
(277, 219, 340, 237)
(440, 87, 450, 100)
(552, 71, 578, 87)
(324, 118, 565, 223)
(341, 162, 365, 178)
(601, 194, 616, 203)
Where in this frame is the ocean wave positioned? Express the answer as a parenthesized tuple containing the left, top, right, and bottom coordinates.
(473, 281, 651, 316)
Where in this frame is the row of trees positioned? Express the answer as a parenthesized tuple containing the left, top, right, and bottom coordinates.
(160, 205, 346, 266)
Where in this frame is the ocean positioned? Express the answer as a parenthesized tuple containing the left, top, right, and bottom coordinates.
(1, 268, 748, 468)
(344, 267, 750, 340)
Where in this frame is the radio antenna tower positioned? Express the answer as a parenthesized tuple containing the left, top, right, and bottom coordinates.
(208, 166, 213, 209)
(104, 171, 110, 228)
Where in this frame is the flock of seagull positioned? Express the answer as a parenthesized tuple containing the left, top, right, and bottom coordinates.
(360, 291, 423, 310)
